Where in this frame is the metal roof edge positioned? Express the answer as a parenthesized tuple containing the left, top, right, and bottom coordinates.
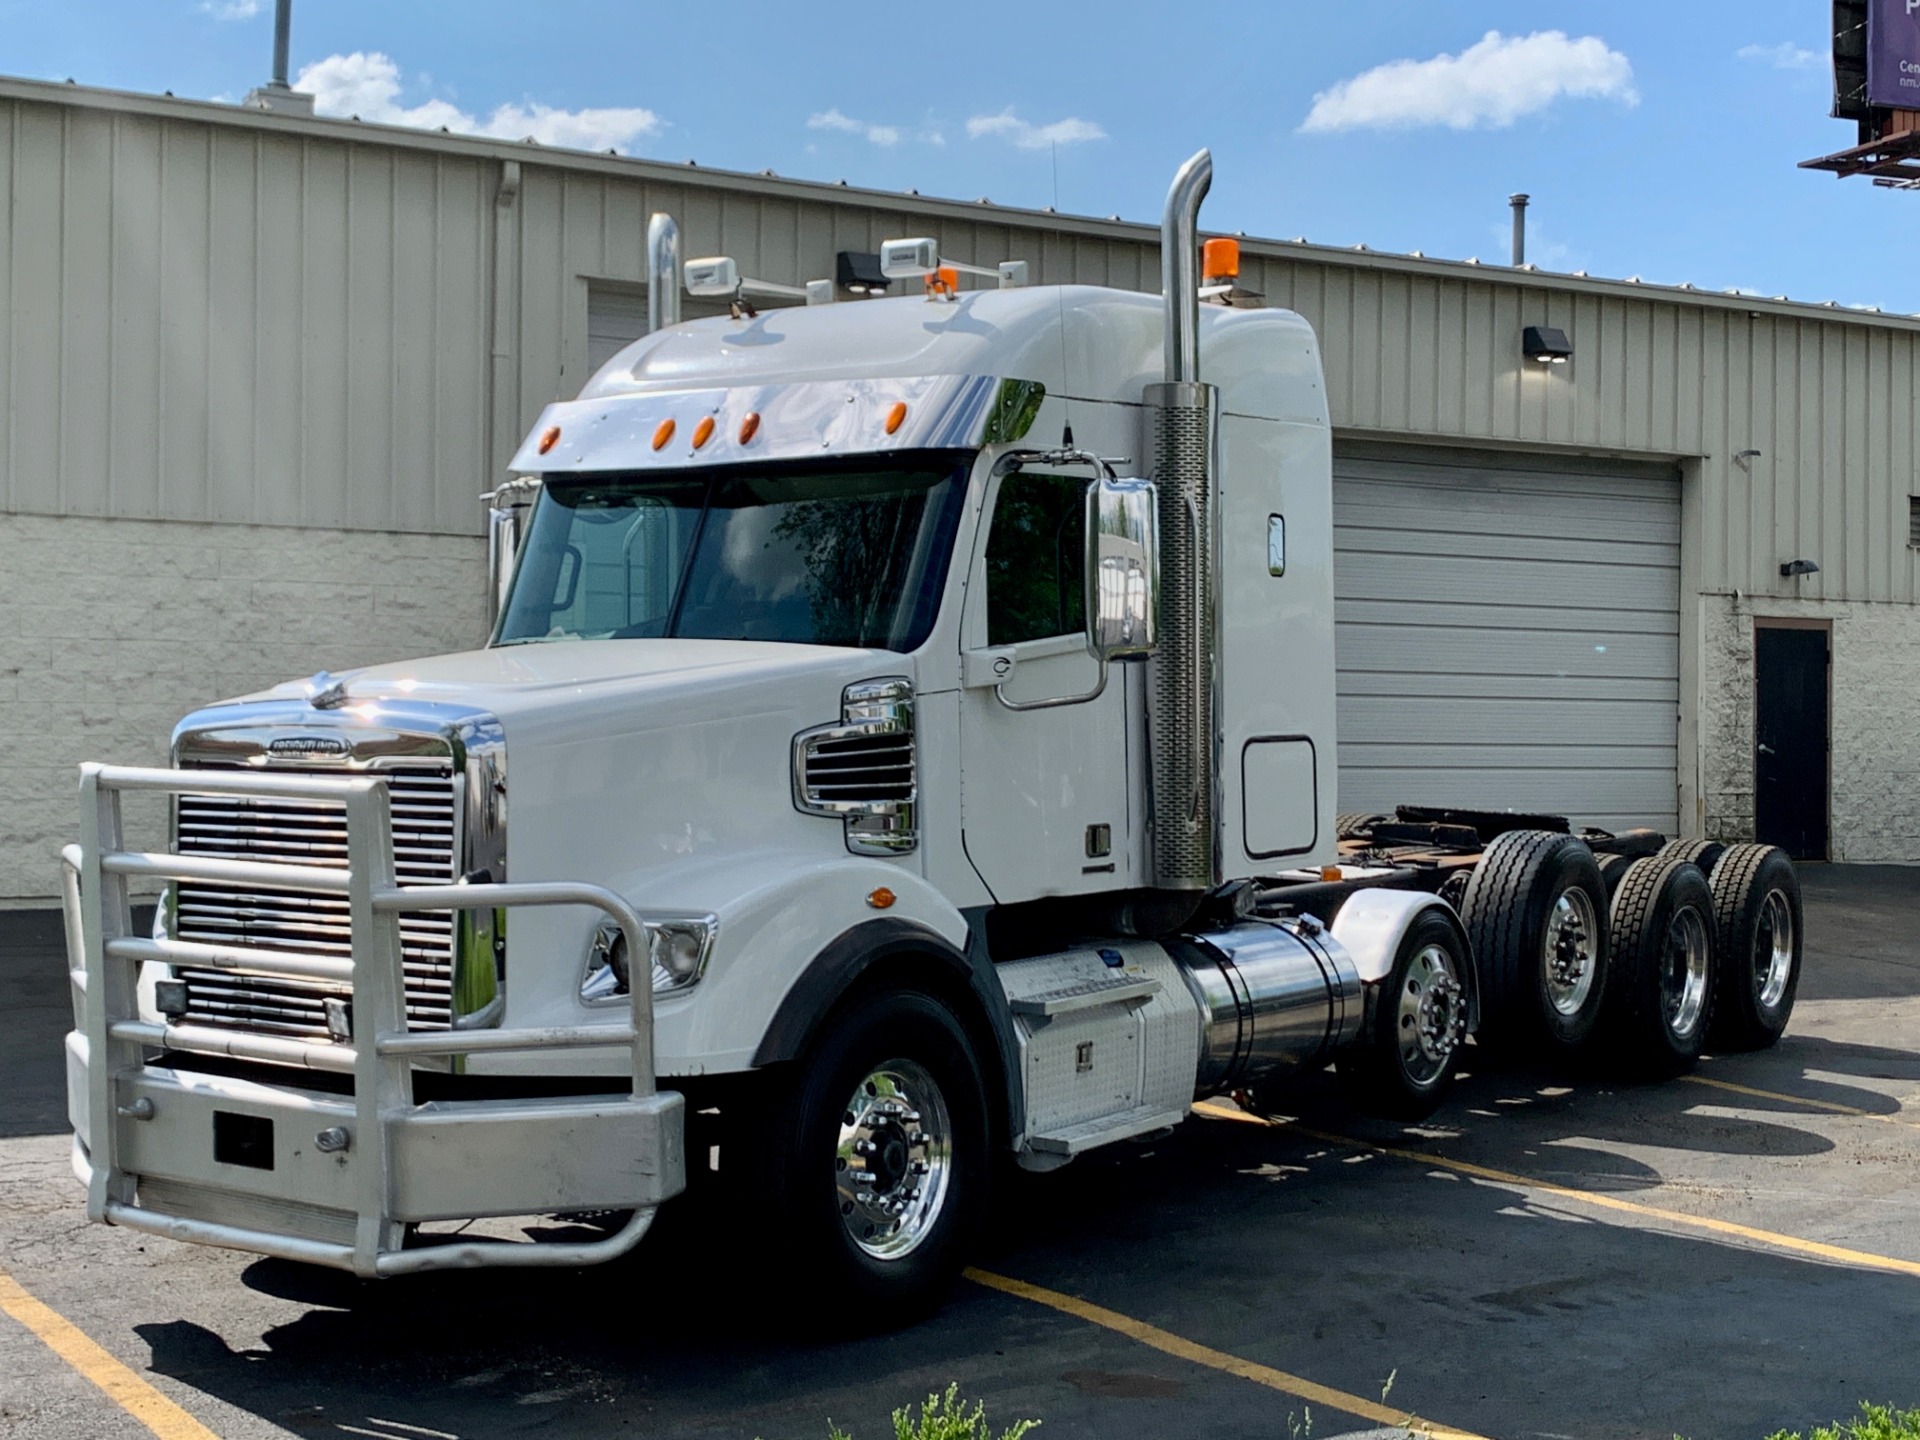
(5, 72, 1919, 336)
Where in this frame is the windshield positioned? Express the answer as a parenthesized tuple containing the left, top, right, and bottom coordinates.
(494, 452, 972, 652)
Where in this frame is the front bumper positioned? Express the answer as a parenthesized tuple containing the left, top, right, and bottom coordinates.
(63, 763, 686, 1277)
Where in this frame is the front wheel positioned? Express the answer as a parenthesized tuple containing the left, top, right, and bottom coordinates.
(754, 988, 989, 1326)
(1338, 910, 1471, 1120)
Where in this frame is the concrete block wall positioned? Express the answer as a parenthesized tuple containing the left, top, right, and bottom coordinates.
(0, 513, 485, 901)
(1699, 593, 1920, 862)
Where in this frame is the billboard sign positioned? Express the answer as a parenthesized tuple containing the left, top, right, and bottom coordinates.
(1867, 0, 1920, 108)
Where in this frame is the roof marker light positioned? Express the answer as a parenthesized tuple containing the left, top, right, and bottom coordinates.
(1202, 237, 1241, 282)
(885, 401, 908, 435)
(739, 412, 761, 445)
(692, 416, 715, 449)
(538, 425, 561, 455)
(652, 418, 676, 450)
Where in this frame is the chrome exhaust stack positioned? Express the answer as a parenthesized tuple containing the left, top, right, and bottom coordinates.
(1145, 149, 1220, 891)
(647, 212, 681, 333)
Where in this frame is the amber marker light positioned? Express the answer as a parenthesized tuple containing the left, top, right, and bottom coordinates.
(885, 401, 909, 435)
(866, 887, 897, 910)
(738, 411, 761, 444)
(1320, 866, 1342, 883)
(692, 416, 715, 449)
(652, 418, 676, 451)
(538, 425, 562, 455)
(1202, 236, 1241, 283)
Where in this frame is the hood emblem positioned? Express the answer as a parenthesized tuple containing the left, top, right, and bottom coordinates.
(306, 671, 351, 710)
(268, 735, 350, 758)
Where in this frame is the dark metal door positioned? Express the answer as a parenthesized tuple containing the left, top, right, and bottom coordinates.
(1754, 627, 1829, 860)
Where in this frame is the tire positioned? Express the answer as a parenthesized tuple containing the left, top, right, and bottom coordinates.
(1706, 844, 1803, 1051)
(1658, 837, 1727, 876)
(753, 988, 988, 1326)
(1337, 910, 1471, 1120)
(1595, 851, 1635, 902)
(1459, 830, 1611, 1059)
(1336, 812, 1387, 841)
(1597, 857, 1716, 1078)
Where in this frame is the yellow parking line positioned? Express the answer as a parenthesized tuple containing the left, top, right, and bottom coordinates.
(965, 1267, 1489, 1440)
(1192, 1100, 1920, 1281)
(0, 1267, 220, 1440)
(1683, 1073, 1920, 1127)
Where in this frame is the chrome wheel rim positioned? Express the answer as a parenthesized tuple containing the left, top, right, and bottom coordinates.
(1397, 943, 1467, 1085)
(1662, 904, 1711, 1040)
(1543, 886, 1599, 1017)
(835, 1060, 952, 1260)
(1754, 889, 1795, 1011)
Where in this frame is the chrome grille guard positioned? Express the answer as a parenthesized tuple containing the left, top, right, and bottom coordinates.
(62, 763, 685, 1278)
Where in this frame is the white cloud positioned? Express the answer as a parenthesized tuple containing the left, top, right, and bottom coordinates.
(806, 107, 900, 147)
(1300, 30, 1637, 134)
(1737, 42, 1825, 71)
(200, 0, 259, 18)
(294, 52, 662, 153)
(966, 108, 1107, 150)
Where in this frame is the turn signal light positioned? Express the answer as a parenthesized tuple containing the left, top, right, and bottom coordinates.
(538, 425, 561, 455)
(739, 411, 761, 444)
(652, 418, 676, 451)
(885, 401, 908, 435)
(866, 887, 897, 910)
(1203, 237, 1241, 282)
(692, 416, 715, 449)
(1319, 866, 1342, 882)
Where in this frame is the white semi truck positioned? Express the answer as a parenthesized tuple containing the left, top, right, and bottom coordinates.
(61, 151, 1805, 1318)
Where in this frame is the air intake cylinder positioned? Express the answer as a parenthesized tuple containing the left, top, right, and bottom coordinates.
(1146, 149, 1220, 891)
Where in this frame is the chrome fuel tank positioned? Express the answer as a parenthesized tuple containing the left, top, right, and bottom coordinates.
(1173, 919, 1362, 1094)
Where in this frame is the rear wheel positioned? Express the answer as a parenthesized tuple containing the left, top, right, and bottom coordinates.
(1595, 851, 1634, 903)
(753, 988, 988, 1326)
(1336, 812, 1389, 841)
(1459, 830, 1611, 1060)
(1338, 910, 1470, 1120)
(1658, 837, 1727, 875)
(1598, 857, 1716, 1077)
(1706, 844, 1803, 1051)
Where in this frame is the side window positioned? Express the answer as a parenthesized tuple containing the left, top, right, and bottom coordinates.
(984, 472, 1086, 645)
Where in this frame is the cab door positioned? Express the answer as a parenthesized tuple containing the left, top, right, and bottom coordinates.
(957, 467, 1136, 902)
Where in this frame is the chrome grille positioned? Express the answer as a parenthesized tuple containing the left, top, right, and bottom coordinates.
(798, 732, 915, 806)
(172, 766, 460, 1038)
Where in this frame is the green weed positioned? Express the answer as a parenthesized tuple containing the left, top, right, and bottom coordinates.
(1761, 1403, 1920, 1440)
(817, 1383, 1039, 1440)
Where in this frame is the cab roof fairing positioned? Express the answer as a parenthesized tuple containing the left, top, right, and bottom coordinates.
(511, 286, 1327, 474)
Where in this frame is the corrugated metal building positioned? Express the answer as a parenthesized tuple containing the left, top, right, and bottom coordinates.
(4, 73, 1917, 899)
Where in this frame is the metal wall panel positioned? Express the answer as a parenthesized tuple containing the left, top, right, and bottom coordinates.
(5, 79, 1920, 607)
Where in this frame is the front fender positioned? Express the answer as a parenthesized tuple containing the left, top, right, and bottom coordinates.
(1329, 888, 1481, 1032)
(658, 856, 971, 1073)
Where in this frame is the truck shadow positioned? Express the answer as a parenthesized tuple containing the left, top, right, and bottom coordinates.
(117, 1034, 1920, 1440)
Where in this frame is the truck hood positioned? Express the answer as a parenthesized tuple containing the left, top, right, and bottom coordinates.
(251, 639, 902, 727)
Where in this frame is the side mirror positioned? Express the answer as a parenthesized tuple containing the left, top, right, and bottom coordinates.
(1085, 476, 1159, 662)
(483, 477, 542, 632)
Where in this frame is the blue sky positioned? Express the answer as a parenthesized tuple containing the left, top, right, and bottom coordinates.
(4, 1, 1912, 313)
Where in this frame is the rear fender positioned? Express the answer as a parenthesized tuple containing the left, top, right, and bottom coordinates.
(1329, 888, 1480, 1031)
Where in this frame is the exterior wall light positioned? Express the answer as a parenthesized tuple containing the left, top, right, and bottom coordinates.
(1523, 325, 1573, 364)
(836, 251, 893, 296)
(1780, 559, 1820, 578)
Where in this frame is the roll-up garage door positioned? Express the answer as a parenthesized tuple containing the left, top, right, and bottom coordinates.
(1333, 444, 1681, 834)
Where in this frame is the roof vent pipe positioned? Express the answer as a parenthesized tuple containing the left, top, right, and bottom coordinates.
(647, 213, 681, 332)
(1510, 193, 1529, 267)
(1144, 148, 1221, 893)
(271, 0, 292, 89)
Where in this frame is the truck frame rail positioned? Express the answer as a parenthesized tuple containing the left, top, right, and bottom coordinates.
(63, 763, 685, 1278)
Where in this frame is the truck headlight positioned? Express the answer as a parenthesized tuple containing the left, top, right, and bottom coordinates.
(581, 913, 718, 1003)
